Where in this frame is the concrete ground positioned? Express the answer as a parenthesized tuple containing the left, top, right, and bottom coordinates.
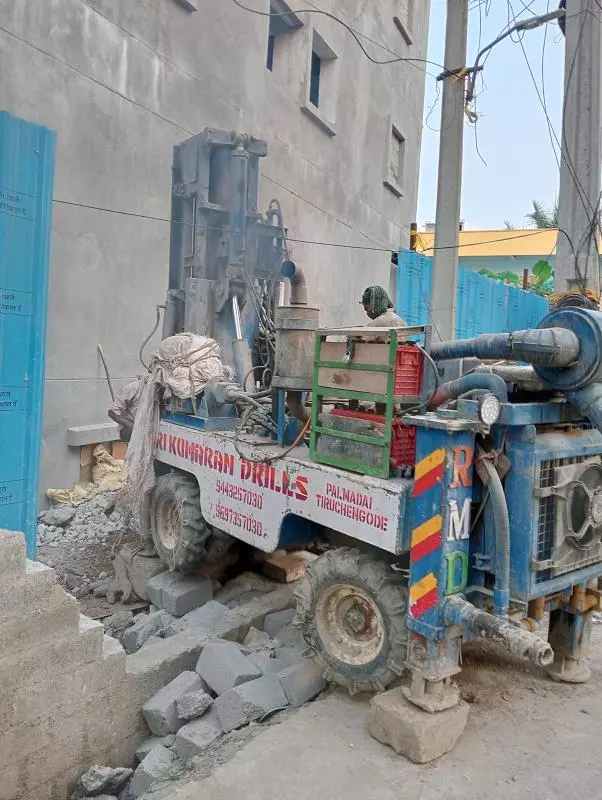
(161, 625, 602, 800)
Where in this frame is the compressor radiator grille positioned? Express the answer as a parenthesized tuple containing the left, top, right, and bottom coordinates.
(537, 454, 602, 582)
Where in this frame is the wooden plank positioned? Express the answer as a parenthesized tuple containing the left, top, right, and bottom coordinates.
(263, 550, 318, 583)
(317, 366, 389, 394)
(112, 441, 128, 461)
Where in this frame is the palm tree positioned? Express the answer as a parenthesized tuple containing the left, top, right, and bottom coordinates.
(526, 199, 558, 229)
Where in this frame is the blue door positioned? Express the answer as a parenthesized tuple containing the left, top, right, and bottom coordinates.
(0, 111, 55, 557)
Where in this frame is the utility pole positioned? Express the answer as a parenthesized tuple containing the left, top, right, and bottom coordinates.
(555, 0, 601, 296)
(430, 0, 469, 346)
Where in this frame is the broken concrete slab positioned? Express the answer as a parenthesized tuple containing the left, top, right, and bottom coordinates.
(131, 744, 177, 797)
(40, 505, 76, 528)
(214, 571, 276, 607)
(263, 608, 296, 638)
(243, 626, 274, 651)
(71, 764, 133, 798)
(142, 671, 205, 736)
(176, 689, 213, 723)
(368, 689, 469, 763)
(164, 601, 240, 640)
(278, 661, 327, 706)
(196, 640, 262, 696)
(135, 735, 177, 763)
(173, 708, 223, 762)
(122, 611, 174, 654)
(214, 675, 289, 732)
(103, 611, 134, 642)
(147, 571, 213, 617)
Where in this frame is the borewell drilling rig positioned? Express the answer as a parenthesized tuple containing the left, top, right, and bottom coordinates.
(142, 128, 602, 759)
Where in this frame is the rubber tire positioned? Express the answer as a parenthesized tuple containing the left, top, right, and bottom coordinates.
(295, 547, 409, 694)
(150, 471, 211, 573)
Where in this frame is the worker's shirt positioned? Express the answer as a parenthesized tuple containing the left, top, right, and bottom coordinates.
(367, 310, 408, 328)
(110, 378, 146, 426)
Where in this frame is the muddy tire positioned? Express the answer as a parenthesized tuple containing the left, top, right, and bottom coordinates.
(149, 472, 212, 573)
(295, 547, 408, 694)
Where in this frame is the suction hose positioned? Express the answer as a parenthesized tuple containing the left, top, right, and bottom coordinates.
(429, 373, 508, 410)
(479, 457, 510, 617)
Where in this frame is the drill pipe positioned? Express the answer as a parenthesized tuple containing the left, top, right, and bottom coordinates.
(442, 596, 554, 667)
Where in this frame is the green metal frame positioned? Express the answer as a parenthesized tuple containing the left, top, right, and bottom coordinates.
(310, 329, 400, 479)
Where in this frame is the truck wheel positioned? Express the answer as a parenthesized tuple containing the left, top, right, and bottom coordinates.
(295, 548, 408, 694)
(150, 472, 211, 573)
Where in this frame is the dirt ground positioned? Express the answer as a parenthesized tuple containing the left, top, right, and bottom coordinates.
(157, 625, 602, 800)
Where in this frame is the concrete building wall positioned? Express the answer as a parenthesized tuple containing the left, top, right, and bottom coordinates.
(0, 0, 429, 497)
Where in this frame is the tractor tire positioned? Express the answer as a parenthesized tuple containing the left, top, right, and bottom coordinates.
(149, 472, 212, 573)
(295, 547, 408, 694)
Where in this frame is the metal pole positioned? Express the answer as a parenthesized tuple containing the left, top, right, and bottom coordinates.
(555, 0, 601, 295)
(430, 0, 469, 345)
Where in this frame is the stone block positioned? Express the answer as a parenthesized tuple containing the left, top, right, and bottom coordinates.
(0, 531, 26, 582)
(278, 660, 327, 706)
(0, 561, 58, 616)
(164, 601, 240, 640)
(275, 624, 305, 649)
(173, 709, 223, 762)
(142, 671, 204, 736)
(368, 689, 469, 763)
(71, 764, 132, 798)
(0, 586, 81, 651)
(263, 608, 296, 638)
(242, 626, 274, 651)
(135, 735, 177, 763)
(113, 544, 164, 602)
(248, 651, 288, 675)
(227, 586, 295, 639)
(104, 610, 135, 641)
(147, 571, 213, 617)
(276, 645, 306, 666)
(125, 631, 208, 702)
(131, 745, 177, 797)
(122, 611, 173, 654)
(196, 640, 261, 696)
(176, 690, 213, 722)
(214, 675, 288, 732)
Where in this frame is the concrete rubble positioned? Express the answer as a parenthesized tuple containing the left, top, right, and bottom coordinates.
(71, 764, 133, 798)
(37, 493, 125, 551)
(59, 557, 329, 799)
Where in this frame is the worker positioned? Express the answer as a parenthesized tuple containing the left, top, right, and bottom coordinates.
(361, 285, 407, 329)
(108, 376, 148, 442)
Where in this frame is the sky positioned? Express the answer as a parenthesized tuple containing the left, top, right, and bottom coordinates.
(417, 0, 566, 230)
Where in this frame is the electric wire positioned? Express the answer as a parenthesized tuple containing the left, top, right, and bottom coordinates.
(229, 0, 444, 75)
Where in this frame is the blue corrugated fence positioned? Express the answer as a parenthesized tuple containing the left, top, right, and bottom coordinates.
(0, 112, 55, 557)
(396, 248, 549, 338)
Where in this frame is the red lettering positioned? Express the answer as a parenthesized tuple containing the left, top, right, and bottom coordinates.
(215, 451, 223, 473)
(176, 438, 186, 457)
(252, 462, 265, 488)
(169, 435, 178, 455)
(451, 446, 473, 488)
(295, 475, 309, 502)
(240, 459, 251, 481)
(205, 447, 213, 469)
(223, 453, 235, 476)
(282, 471, 295, 498)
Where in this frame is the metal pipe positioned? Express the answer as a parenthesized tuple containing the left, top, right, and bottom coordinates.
(429, 373, 508, 410)
(281, 260, 308, 306)
(431, 327, 580, 367)
(442, 596, 554, 667)
(566, 383, 602, 435)
(481, 457, 510, 617)
(232, 296, 243, 340)
(474, 364, 548, 392)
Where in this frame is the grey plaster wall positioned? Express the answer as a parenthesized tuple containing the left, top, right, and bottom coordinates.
(0, 0, 429, 497)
